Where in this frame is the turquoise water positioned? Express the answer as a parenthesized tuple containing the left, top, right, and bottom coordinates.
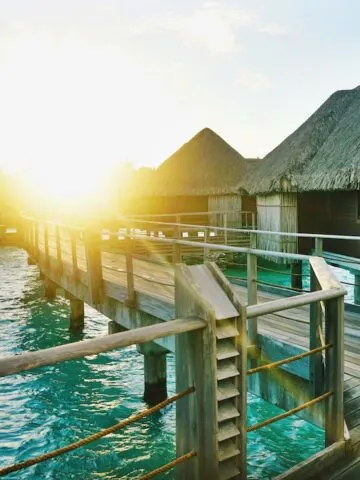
(0, 247, 324, 479)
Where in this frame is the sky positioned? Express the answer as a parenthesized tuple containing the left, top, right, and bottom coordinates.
(1, 0, 360, 181)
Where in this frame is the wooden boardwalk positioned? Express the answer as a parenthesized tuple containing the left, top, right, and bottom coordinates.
(37, 231, 360, 436)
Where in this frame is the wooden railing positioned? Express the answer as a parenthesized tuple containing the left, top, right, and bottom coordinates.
(15, 216, 348, 479)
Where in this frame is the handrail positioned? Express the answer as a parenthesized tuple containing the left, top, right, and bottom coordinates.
(121, 217, 360, 241)
(0, 318, 205, 377)
(246, 288, 345, 319)
(127, 232, 311, 261)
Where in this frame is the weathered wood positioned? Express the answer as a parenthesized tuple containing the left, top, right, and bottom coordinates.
(44, 276, 57, 300)
(325, 296, 345, 445)
(143, 353, 167, 405)
(315, 237, 323, 256)
(55, 224, 63, 274)
(69, 298, 85, 331)
(274, 440, 345, 480)
(310, 264, 324, 397)
(124, 238, 136, 307)
(34, 221, 39, 260)
(310, 256, 345, 292)
(70, 230, 79, 280)
(44, 224, 50, 266)
(84, 230, 103, 305)
(175, 264, 219, 480)
(0, 317, 205, 377)
(246, 289, 343, 319)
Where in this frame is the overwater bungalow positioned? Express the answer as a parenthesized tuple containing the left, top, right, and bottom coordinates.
(242, 86, 360, 258)
(123, 127, 260, 228)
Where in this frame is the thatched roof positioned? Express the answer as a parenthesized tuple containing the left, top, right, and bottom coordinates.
(243, 86, 360, 195)
(130, 128, 257, 196)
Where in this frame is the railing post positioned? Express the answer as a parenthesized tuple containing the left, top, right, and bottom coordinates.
(55, 224, 63, 275)
(204, 227, 209, 261)
(125, 237, 136, 308)
(315, 237, 323, 256)
(223, 213, 228, 245)
(325, 295, 344, 445)
(84, 229, 103, 305)
(310, 264, 325, 397)
(173, 215, 182, 264)
(34, 221, 39, 261)
(70, 230, 79, 280)
(247, 233, 257, 346)
(175, 264, 219, 479)
(44, 223, 50, 268)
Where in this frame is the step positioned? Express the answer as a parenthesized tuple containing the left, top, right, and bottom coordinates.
(219, 459, 241, 480)
(218, 420, 240, 442)
(217, 360, 239, 381)
(217, 339, 240, 360)
(216, 321, 239, 340)
(218, 401, 240, 422)
(218, 439, 241, 462)
(217, 380, 239, 401)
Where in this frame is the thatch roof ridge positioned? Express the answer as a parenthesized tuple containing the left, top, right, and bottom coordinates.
(132, 127, 254, 196)
(242, 87, 360, 194)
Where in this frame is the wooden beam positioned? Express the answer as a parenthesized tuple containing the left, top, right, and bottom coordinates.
(325, 296, 345, 446)
(246, 288, 344, 319)
(175, 264, 219, 480)
(0, 318, 205, 377)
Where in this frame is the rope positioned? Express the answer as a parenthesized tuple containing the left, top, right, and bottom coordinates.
(247, 391, 332, 432)
(139, 451, 197, 479)
(256, 279, 310, 293)
(257, 265, 310, 277)
(247, 344, 332, 375)
(0, 387, 195, 477)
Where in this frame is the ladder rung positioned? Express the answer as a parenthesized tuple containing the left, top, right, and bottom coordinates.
(219, 459, 241, 480)
(218, 420, 240, 442)
(217, 360, 239, 380)
(218, 401, 240, 422)
(216, 322, 239, 340)
(217, 380, 239, 401)
(218, 439, 241, 462)
(217, 339, 239, 360)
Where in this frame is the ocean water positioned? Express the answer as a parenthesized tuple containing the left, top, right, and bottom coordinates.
(0, 247, 324, 479)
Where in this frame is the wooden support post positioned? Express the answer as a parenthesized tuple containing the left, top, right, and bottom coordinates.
(315, 237, 323, 256)
(172, 215, 182, 264)
(175, 264, 219, 479)
(84, 230, 103, 305)
(70, 230, 79, 280)
(34, 222, 39, 261)
(291, 260, 303, 290)
(354, 274, 360, 305)
(143, 353, 167, 406)
(310, 266, 324, 397)
(44, 276, 57, 300)
(251, 212, 256, 229)
(108, 321, 126, 335)
(125, 238, 136, 308)
(247, 233, 257, 346)
(204, 228, 209, 261)
(69, 297, 85, 331)
(44, 224, 50, 268)
(325, 296, 344, 445)
(224, 213, 228, 245)
(55, 224, 63, 275)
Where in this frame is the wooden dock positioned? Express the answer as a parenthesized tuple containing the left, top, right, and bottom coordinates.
(6, 217, 360, 478)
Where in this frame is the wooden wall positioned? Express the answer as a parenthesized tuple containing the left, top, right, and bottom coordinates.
(208, 194, 242, 227)
(298, 191, 360, 257)
(257, 193, 298, 260)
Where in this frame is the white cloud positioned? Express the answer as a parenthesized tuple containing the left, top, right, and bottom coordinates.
(125, 3, 287, 55)
(237, 70, 271, 90)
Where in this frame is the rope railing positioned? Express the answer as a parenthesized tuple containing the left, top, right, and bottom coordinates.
(0, 387, 195, 478)
(247, 391, 333, 433)
(247, 344, 332, 375)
